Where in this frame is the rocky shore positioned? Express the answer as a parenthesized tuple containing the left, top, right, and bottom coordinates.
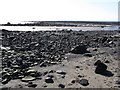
(0, 29, 120, 88)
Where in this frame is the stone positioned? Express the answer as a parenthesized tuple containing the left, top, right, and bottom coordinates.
(45, 77, 54, 83)
(58, 84, 65, 88)
(48, 70, 54, 73)
(71, 80, 76, 84)
(56, 70, 66, 75)
(84, 53, 92, 57)
(61, 75, 65, 78)
(47, 74, 54, 78)
(79, 79, 89, 86)
(105, 60, 110, 63)
(115, 80, 120, 84)
(95, 61, 107, 74)
(70, 44, 89, 54)
(26, 69, 36, 73)
(21, 76, 35, 82)
(75, 66, 80, 68)
(2, 78, 11, 84)
(27, 82, 37, 88)
(78, 75, 83, 78)
(94, 60, 101, 66)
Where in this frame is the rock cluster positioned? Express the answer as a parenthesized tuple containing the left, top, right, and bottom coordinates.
(1, 29, 119, 88)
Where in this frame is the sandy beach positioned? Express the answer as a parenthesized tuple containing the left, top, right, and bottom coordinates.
(0, 29, 120, 89)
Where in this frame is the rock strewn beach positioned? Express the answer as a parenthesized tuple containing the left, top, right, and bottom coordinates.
(0, 29, 120, 88)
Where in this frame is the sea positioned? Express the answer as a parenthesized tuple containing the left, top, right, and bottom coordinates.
(0, 25, 119, 31)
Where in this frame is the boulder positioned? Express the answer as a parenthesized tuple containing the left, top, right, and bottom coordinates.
(70, 44, 89, 54)
(95, 61, 107, 74)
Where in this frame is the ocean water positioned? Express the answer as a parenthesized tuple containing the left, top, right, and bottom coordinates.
(0, 25, 118, 31)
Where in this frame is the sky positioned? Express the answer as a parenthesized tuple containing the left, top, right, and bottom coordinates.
(0, 0, 119, 24)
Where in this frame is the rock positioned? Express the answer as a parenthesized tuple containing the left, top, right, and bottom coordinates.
(61, 75, 65, 78)
(84, 53, 92, 57)
(79, 79, 89, 86)
(48, 70, 54, 73)
(105, 60, 110, 63)
(2, 78, 11, 84)
(58, 84, 65, 88)
(21, 76, 35, 82)
(45, 77, 54, 83)
(78, 75, 83, 78)
(26, 69, 36, 73)
(47, 74, 54, 78)
(11, 65, 20, 69)
(56, 70, 66, 75)
(71, 80, 76, 84)
(43, 71, 48, 76)
(95, 61, 107, 74)
(94, 60, 101, 66)
(93, 48, 97, 51)
(27, 82, 37, 88)
(115, 80, 120, 84)
(70, 44, 89, 54)
(75, 66, 80, 68)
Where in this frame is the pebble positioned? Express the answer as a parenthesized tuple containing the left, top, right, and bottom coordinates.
(45, 77, 54, 83)
(58, 84, 65, 88)
(56, 70, 66, 75)
(79, 79, 89, 86)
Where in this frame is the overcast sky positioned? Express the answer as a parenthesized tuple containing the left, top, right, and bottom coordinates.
(0, 0, 119, 24)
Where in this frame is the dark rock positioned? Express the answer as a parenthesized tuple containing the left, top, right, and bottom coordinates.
(27, 83, 37, 88)
(71, 80, 76, 84)
(95, 61, 107, 74)
(58, 84, 65, 88)
(116, 80, 120, 84)
(61, 75, 65, 78)
(94, 60, 101, 66)
(75, 66, 80, 68)
(47, 74, 54, 78)
(105, 60, 110, 63)
(45, 77, 54, 83)
(78, 75, 83, 78)
(93, 49, 97, 51)
(43, 71, 48, 76)
(2, 78, 11, 84)
(101, 37, 108, 43)
(48, 70, 54, 73)
(70, 44, 89, 54)
(79, 79, 89, 86)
